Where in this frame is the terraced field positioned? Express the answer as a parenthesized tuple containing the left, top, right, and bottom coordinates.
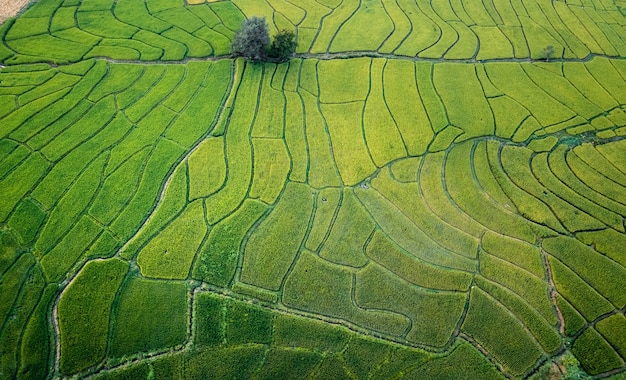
(1, 0, 626, 379)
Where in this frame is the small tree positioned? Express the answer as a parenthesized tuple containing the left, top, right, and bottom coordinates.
(231, 17, 270, 62)
(268, 30, 297, 62)
(542, 45, 555, 61)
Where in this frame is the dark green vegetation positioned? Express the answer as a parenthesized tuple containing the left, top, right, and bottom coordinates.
(1, 0, 626, 378)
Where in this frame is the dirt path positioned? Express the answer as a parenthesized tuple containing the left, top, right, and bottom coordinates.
(0, 0, 31, 24)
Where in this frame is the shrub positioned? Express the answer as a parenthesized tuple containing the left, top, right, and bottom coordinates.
(231, 17, 270, 61)
(268, 29, 297, 62)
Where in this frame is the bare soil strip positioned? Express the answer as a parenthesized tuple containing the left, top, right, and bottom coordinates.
(0, 0, 32, 24)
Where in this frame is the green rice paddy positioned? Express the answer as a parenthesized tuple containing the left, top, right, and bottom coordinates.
(1, 0, 626, 378)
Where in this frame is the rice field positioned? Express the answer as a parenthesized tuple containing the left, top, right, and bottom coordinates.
(1, 0, 626, 378)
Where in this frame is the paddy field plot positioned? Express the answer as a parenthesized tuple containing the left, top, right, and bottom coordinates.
(1, 0, 626, 378)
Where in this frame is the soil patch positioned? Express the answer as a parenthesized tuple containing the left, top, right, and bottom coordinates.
(0, 0, 32, 24)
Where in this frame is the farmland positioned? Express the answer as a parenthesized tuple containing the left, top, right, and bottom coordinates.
(1, 0, 626, 378)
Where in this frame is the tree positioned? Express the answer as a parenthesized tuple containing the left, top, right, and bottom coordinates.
(231, 17, 270, 62)
(542, 45, 555, 61)
(268, 30, 297, 62)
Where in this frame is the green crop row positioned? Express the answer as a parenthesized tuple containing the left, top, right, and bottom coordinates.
(203, 61, 258, 225)
(249, 138, 290, 204)
(305, 187, 340, 251)
(193, 199, 268, 287)
(318, 188, 372, 267)
(366, 230, 472, 292)
(1, 0, 244, 64)
(0, 257, 46, 380)
(241, 182, 313, 291)
(355, 182, 477, 272)
(283, 250, 409, 337)
(356, 262, 467, 347)
(543, 236, 626, 308)
(109, 276, 188, 358)
(58, 258, 128, 374)
(373, 168, 480, 257)
(572, 328, 624, 375)
(188, 137, 226, 201)
(462, 287, 543, 376)
(137, 200, 207, 280)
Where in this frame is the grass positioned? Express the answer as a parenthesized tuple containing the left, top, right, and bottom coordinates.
(485, 63, 574, 127)
(443, 23, 477, 60)
(415, 62, 448, 133)
(284, 92, 308, 182)
(532, 152, 623, 231)
(89, 148, 149, 226)
(0, 261, 45, 380)
(162, 27, 213, 57)
(18, 284, 55, 380)
(6, 198, 46, 246)
(203, 61, 257, 225)
(284, 250, 408, 337)
(58, 258, 127, 374)
(342, 338, 390, 379)
(310, 0, 359, 53)
(355, 182, 477, 272)
(116, 65, 165, 110)
(434, 63, 494, 137)
(481, 231, 544, 278)
(124, 65, 185, 122)
(418, 152, 485, 238)
(383, 60, 432, 156)
(567, 148, 626, 206)
(40, 95, 117, 161)
(577, 229, 626, 267)
(87, 64, 141, 103)
(253, 64, 285, 138)
(446, 142, 536, 242)
(161, 61, 208, 112)
(479, 251, 555, 321)
(318, 58, 370, 103)
(0, 252, 35, 338)
(114, 0, 169, 33)
(109, 139, 185, 241)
